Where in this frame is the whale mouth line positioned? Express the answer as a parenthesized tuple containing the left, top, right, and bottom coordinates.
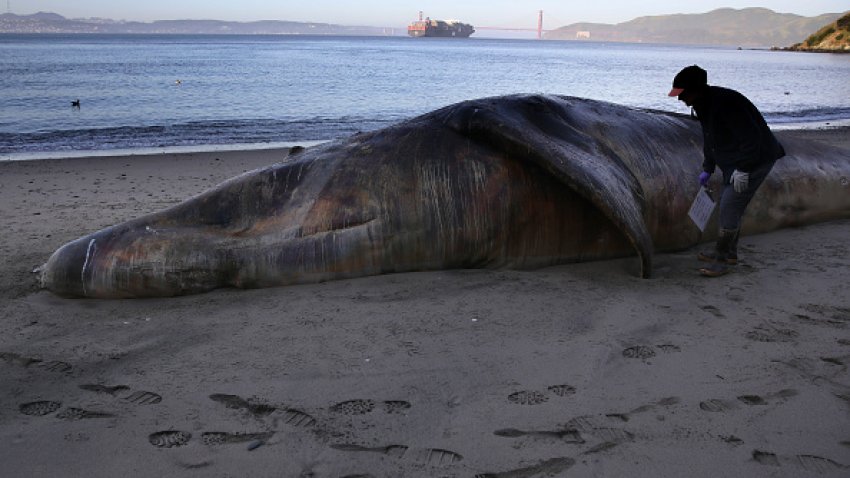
(81, 239, 97, 297)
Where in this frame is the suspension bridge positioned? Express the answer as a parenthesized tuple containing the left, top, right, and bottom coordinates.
(476, 11, 551, 39)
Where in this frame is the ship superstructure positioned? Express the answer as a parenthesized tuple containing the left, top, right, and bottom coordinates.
(408, 12, 474, 38)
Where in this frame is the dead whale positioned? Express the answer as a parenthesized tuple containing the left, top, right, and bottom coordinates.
(41, 95, 850, 298)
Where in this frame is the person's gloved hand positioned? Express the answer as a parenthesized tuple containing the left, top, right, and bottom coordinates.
(698, 171, 711, 187)
(730, 169, 749, 193)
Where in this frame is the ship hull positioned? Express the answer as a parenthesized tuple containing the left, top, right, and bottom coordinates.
(408, 19, 474, 38)
(412, 30, 473, 38)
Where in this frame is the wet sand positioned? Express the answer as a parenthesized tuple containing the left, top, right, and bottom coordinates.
(1, 129, 849, 477)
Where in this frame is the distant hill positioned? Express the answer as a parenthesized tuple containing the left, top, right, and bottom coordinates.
(789, 12, 850, 51)
(0, 12, 396, 35)
(545, 8, 844, 47)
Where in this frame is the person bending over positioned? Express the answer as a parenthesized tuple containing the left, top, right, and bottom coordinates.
(668, 65, 785, 277)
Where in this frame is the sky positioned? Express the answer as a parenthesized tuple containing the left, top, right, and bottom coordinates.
(10, 1, 849, 29)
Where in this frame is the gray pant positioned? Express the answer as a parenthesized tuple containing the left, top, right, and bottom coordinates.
(718, 160, 776, 230)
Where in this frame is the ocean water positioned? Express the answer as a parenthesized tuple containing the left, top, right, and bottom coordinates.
(2, 34, 849, 160)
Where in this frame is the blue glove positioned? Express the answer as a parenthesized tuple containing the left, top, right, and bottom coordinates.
(698, 171, 711, 187)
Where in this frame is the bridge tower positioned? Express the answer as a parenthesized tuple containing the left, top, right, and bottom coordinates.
(537, 10, 544, 39)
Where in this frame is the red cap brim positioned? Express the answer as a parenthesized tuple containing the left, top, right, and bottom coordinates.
(668, 87, 685, 97)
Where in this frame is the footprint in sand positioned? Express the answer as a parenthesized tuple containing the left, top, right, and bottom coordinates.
(19, 381, 160, 422)
(508, 396, 681, 452)
(79, 383, 162, 405)
(330, 443, 463, 467)
(400, 447, 464, 467)
(744, 325, 798, 343)
(820, 355, 849, 367)
(201, 431, 274, 447)
(209, 393, 276, 416)
(738, 389, 797, 406)
(721, 435, 745, 445)
(330, 399, 376, 415)
(655, 344, 682, 353)
(474, 457, 575, 478)
(736, 395, 767, 405)
(495, 397, 680, 447)
(622, 346, 656, 359)
(326, 399, 462, 470)
(19, 400, 62, 416)
(35, 361, 73, 373)
(1, 352, 72, 374)
(19, 400, 114, 420)
(383, 400, 413, 414)
(329, 399, 412, 415)
(149, 430, 192, 448)
(148, 428, 281, 451)
(331, 443, 410, 457)
(547, 384, 577, 397)
(622, 344, 683, 361)
(700, 389, 798, 412)
(79, 384, 129, 396)
(493, 427, 584, 443)
(582, 441, 625, 455)
(149, 430, 274, 450)
(209, 393, 316, 428)
(507, 384, 576, 405)
(606, 396, 681, 421)
(797, 304, 850, 327)
(700, 305, 725, 318)
(123, 390, 163, 405)
(55, 408, 115, 420)
(274, 408, 317, 428)
(507, 390, 549, 405)
(495, 396, 676, 453)
(699, 398, 736, 412)
(753, 449, 848, 473)
(563, 415, 635, 444)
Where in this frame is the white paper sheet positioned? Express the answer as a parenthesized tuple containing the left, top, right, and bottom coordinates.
(688, 187, 716, 232)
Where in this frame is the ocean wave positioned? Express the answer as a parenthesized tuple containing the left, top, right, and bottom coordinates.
(0, 116, 401, 155)
(763, 106, 850, 124)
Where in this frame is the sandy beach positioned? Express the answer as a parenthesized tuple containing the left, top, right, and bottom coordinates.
(1, 129, 849, 477)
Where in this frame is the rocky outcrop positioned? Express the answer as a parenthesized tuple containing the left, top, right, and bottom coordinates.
(789, 12, 850, 52)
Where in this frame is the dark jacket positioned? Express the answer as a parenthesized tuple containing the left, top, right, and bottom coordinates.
(694, 86, 785, 179)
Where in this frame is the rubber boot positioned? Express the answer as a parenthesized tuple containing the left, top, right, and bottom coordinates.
(697, 229, 739, 265)
(699, 228, 738, 277)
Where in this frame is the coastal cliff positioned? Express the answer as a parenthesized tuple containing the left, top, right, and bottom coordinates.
(790, 12, 850, 52)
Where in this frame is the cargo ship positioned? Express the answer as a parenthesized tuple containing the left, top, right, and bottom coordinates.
(408, 13, 474, 38)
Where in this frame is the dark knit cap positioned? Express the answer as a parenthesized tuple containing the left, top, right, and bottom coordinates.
(668, 65, 707, 97)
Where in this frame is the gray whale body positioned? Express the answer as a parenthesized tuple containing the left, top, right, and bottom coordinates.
(41, 95, 850, 298)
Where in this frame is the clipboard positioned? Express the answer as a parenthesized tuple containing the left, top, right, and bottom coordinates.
(688, 187, 715, 232)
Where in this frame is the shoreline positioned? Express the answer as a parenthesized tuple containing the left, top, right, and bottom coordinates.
(3, 123, 849, 164)
(0, 140, 329, 163)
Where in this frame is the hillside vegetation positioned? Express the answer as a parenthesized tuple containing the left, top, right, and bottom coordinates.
(545, 8, 842, 48)
(0, 12, 388, 35)
(790, 12, 850, 51)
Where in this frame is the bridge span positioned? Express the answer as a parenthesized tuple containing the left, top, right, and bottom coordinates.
(477, 10, 548, 39)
